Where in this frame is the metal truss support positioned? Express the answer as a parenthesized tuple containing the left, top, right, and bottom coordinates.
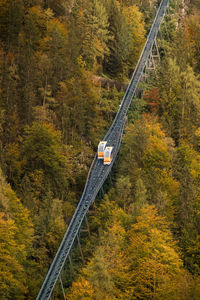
(142, 66, 148, 84)
(150, 52, 157, 71)
(152, 40, 160, 61)
(139, 39, 160, 96)
(138, 69, 146, 99)
(145, 37, 162, 79)
(109, 173, 113, 185)
(139, 72, 145, 88)
(92, 201, 97, 212)
(77, 233, 85, 264)
(80, 216, 91, 239)
(146, 52, 156, 72)
(101, 186, 105, 196)
(135, 87, 139, 98)
(59, 276, 66, 300)
(88, 201, 97, 215)
(85, 217, 91, 239)
(68, 254, 74, 274)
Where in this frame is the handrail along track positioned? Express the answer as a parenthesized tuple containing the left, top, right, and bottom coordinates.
(37, 1, 169, 299)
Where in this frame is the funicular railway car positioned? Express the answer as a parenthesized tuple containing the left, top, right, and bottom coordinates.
(103, 147, 113, 165)
(98, 141, 107, 159)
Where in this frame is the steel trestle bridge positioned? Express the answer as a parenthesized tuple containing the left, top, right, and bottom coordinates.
(37, 0, 169, 298)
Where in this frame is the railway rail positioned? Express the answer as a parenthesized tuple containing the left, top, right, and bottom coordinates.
(37, 0, 169, 298)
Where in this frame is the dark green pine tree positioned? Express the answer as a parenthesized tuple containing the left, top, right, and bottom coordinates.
(103, 0, 130, 78)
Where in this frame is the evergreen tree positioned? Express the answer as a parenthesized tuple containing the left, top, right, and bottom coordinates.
(173, 143, 200, 274)
(131, 177, 147, 219)
(103, 0, 130, 78)
(20, 122, 70, 199)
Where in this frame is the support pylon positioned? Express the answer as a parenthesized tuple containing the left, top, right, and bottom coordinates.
(59, 276, 66, 300)
(77, 233, 85, 264)
(68, 254, 74, 274)
(80, 216, 91, 239)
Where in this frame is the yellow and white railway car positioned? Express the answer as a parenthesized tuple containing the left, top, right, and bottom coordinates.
(98, 141, 107, 159)
(104, 147, 113, 165)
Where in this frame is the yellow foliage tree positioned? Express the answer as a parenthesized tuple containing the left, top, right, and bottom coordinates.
(127, 205, 188, 299)
(0, 168, 33, 298)
(0, 213, 27, 299)
(66, 277, 95, 300)
(123, 4, 146, 68)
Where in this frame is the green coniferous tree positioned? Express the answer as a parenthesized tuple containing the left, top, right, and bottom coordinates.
(103, 0, 130, 78)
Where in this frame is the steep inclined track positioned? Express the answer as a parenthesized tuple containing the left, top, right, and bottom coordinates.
(36, 1, 169, 299)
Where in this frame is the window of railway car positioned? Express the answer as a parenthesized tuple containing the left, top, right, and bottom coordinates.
(98, 141, 107, 159)
(104, 147, 113, 165)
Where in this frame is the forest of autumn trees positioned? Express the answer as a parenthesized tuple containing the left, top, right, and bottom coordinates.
(0, 0, 200, 299)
